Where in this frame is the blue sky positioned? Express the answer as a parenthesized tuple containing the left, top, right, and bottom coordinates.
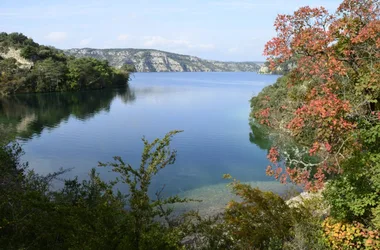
(1, 0, 342, 61)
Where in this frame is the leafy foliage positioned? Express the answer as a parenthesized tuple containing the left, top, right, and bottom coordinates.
(0, 131, 195, 249)
(252, 0, 380, 190)
(121, 63, 137, 73)
(0, 32, 130, 95)
(323, 122, 380, 228)
(0, 58, 28, 95)
(323, 218, 380, 249)
(224, 179, 293, 249)
(250, 0, 380, 247)
(221, 176, 329, 249)
(98, 130, 194, 249)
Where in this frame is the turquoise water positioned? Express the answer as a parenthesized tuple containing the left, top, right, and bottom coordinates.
(0, 72, 280, 197)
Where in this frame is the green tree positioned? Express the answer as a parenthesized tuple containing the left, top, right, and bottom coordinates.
(29, 58, 68, 92)
(121, 63, 137, 73)
(0, 131, 191, 249)
(323, 122, 380, 228)
(0, 32, 129, 96)
(66, 57, 127, 91)
(0, 58, 27, 95)
(99, 130, 191, 249)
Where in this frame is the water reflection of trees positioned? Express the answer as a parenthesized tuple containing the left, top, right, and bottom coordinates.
(0, 87, 135, 140)
(249, 121, 320, 173)
(249, 121, 272, 151)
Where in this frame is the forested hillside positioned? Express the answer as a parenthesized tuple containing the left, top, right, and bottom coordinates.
(0, 33, 129, 96)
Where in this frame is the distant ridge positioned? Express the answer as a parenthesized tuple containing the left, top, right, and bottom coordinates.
(65, 48, 261, 73)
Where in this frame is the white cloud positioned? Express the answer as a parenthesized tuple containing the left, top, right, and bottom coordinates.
(45, 32, 67, 42)
(117, 34, 129, 41)
(143, 36, 215, 51)
(79, 37, 92, 46)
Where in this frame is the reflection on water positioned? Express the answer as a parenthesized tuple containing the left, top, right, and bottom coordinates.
(249, 122, 272, 151)
(0, 87, 135, 140)
(0, 72, 281, 199)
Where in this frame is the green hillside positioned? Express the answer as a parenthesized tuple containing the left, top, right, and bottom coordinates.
(0, 32, 129, 96)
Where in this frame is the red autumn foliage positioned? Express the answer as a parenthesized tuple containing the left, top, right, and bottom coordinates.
(267, 147, 279, 163)
(259, 0, 380, 190)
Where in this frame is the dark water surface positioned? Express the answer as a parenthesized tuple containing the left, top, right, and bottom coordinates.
(1, 72, 280, 197)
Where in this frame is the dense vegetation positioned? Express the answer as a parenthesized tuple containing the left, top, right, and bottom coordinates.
(0, 132, 190, 249)
(1, 0, 379, 249)
(0, 32, 130, 96)
(251, 0, 380, 248)
(0, 131, 333, 250)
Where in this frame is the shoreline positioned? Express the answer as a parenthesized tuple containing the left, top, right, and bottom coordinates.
(172, 180, 299, 217)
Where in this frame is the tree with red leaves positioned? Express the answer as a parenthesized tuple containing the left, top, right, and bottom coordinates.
(252, 0, 380, 191)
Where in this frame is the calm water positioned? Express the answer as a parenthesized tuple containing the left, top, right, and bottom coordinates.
(0, 72, 280, 197)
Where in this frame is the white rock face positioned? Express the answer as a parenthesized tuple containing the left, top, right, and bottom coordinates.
(258, 65, 270, 74)
(0, 48, 33, 69)
(65, 48, 261, 72)
(286, 191, 322, 207)
(258, 61, 297, 74)
(286, 190, 329, 217)
(167, 58, 183, 72)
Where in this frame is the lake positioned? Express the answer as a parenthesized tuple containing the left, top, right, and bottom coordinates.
(0, 72, 283, 206)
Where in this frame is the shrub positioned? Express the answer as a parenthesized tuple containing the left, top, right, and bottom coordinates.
(0, 131, 193, 249)
(323, 218, 380, 249)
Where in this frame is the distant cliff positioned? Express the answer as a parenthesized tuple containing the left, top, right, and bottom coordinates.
(65, 48, 261, 73)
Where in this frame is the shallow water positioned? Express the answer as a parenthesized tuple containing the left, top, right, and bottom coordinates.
(0, 72, 281, 198)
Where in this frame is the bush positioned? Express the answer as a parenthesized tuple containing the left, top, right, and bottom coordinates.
(224, 180, 293, 249)
(323, 123, 380, 228)
(220, 176, 329, 249)
(0, 131, 192, 249)
(323, 218, 380, 249)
